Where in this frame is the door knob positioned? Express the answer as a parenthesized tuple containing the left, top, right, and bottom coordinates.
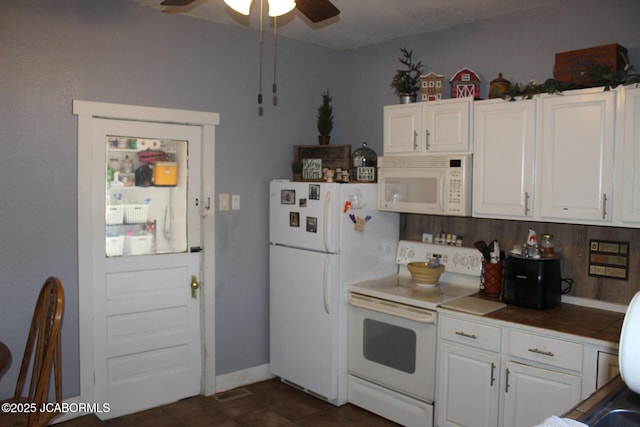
(191, 275, 200, 298)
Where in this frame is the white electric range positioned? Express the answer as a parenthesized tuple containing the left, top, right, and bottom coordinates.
(349, 240, 484, 309)
(347, 240, 484, 427)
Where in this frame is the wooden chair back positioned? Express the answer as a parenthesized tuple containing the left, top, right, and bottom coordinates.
(9, 277, 64, 426)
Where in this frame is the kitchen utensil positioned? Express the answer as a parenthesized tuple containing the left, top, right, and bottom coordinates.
(474, 240, 491, 262)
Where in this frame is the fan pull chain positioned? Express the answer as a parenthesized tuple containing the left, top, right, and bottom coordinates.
(257, 0, 264, 105)
(272, 16, 278, 95)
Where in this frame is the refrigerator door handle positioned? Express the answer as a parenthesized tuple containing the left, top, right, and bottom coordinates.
(323, 190, 333, 253)
(323, 254, 331, 314)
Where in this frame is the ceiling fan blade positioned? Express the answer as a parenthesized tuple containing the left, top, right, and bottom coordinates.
(160, 0, 198, 6)
(295, 0, 340, 23)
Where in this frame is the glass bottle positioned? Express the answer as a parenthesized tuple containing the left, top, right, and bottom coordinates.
(541, 234, 555, 258)
(352, 142, 377, 183)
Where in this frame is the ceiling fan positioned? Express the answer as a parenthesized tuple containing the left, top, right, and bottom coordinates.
(160, 0, 340, 23)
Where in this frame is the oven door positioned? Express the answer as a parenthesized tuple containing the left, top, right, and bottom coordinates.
(348, 293, 437, 402)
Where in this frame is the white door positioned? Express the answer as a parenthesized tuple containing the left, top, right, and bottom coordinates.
(473, 99, 536, 219)
(503, 361, 581, 427)
(92, 118, 203, 419)
(437, 342, 500, 427)
(538, 90, 615, 223)
(423, 98, 471, 153)
(383, 104, 423, 154)
(270, 244, 340, 402)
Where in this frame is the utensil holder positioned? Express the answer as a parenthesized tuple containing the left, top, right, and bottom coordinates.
(480, 260, 503, 297)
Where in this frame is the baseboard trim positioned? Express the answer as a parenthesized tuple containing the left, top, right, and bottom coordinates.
(215, 363, 274, 394)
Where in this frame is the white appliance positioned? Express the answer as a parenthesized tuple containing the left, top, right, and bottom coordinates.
(377, 154, 472, 216)
(269, 180, 399, 405)
(348, 240, 483, 427)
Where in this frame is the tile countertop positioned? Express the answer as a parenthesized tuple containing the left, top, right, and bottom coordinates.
(478, 295, 625, 344)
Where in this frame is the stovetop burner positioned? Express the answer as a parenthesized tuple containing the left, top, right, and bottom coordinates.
(349, 240, 483, 310)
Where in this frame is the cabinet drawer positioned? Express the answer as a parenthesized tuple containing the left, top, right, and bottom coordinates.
(508, 330, 583, 372)
(440, 316, 501, 352)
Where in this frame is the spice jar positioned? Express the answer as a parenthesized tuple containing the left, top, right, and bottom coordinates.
(352, 142, 377, 183)
(540, 234, 555, 258)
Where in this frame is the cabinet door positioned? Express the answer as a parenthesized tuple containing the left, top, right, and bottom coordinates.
(473, 99, 535, 218)
(423, 98, 471, 153)
(503, 361, 581, 427)
(621, 87, 640, 224)
(538, 91, 615, 223)
(437, 342, 500, 427)
(383, 104, 423, 154)
(596, 351, 619, 389)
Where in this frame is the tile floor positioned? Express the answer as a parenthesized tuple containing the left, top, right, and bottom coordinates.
(57, 378, 401, 426)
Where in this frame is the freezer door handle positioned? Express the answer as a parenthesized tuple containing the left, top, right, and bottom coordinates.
(323, 254, 331, 314)
(323, 190, 334, 253)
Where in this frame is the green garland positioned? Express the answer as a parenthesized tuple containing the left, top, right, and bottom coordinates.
(501, 64, 640, 100)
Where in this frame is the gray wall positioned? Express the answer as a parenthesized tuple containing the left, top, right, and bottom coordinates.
(1, 0, 639, 400)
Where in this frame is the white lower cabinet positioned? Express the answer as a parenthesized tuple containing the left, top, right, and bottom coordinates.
(437, 342, 500, 427)
(436, 311, 616, 427)
(503, 361, 581, 427)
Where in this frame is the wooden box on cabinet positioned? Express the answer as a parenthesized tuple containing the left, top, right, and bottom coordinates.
(554, 43, 628, 85)
(293, 144, 351, 171)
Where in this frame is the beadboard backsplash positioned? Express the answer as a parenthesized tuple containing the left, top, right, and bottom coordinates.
(401, 215, 640, 306)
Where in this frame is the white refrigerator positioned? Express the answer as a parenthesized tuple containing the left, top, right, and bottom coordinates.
(269, 180, 399, 405)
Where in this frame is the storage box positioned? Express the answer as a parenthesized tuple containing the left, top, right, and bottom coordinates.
(154, 161, 177, 186)
(105, 205, 124, 225)
(125, 233, 153, 255)
(124, 204, 149, 224)
(554, 43, 628, 85)
(106, 235, 125, 257)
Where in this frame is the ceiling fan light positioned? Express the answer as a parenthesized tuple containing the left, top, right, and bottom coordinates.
(268, 0, 296, 17)
(224, 0, 252, 15)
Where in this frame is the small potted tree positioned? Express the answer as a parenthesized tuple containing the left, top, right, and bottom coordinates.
(316, 89, 334, 145)
(390, 47, 424, 104)
(291, 160, 303, 182)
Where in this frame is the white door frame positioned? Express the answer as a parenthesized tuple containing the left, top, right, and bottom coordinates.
(73, 100, 219, 411)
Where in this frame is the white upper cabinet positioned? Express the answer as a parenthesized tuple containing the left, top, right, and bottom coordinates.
(383, 103, 423, 154)
(618, 86, 640, 225)
(537, 88, 616, 224)
(422, 97, 471, 153)
(383, 97, 472, 155)
(472, 98, 536, 219)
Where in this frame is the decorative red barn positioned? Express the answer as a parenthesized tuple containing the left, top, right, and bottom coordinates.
(419, 72, 445, 102)
(450, 68, 481, 99)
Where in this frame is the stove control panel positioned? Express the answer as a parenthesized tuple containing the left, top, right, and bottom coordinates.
(396, 240, 482, 277)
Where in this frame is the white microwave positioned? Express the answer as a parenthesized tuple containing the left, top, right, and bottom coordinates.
(377, 155, 472, 216)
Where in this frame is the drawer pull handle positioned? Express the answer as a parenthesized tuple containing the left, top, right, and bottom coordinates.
(455, 331, 477, 339)
(528, 348, 554, 357)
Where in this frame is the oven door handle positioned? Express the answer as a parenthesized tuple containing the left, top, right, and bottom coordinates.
(349, 294, 436, 324)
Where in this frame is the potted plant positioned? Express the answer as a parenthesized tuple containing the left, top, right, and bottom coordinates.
(291, 160, 303, 181)
(316, 89, 334, 145)
(390, 47, 424, 103)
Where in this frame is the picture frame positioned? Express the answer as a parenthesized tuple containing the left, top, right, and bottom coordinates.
(281, 189, 295, 205)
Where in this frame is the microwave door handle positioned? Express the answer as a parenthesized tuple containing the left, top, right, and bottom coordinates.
(440, 172, 447, 212)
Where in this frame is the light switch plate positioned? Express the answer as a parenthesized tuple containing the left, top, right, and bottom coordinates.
(219, 193, 230, 211)
(232, 194, 240, 210)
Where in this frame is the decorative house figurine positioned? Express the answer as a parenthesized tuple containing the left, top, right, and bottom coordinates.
(419, 72, 445, 102)
(450, 68, 481, 99)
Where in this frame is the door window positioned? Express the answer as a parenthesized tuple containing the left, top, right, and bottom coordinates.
(105, 136, 189, 257)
